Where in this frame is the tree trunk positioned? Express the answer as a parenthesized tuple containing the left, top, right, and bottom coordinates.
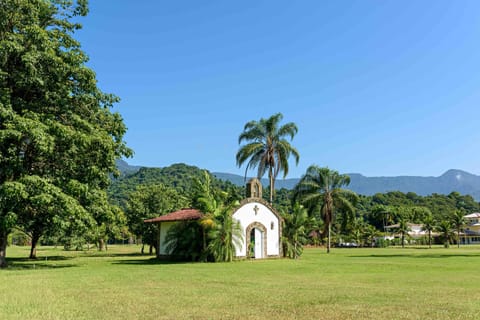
(457, 228, 460, 248)
(202, 229, 207, 261)
(149, 244, 153, 255)
(428, 231, 431, 249)
(141, 243, 145, 254)
(98, 238, 105, 251)
(327, 223, 331, 253)
(29, 231, 40, 259)
(0, 230, 8, 268)
(401, 232, 405, 248)
(269, 167, 274, 204)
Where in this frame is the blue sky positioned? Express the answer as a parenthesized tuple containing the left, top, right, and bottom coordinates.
(76, 1, 480, 178)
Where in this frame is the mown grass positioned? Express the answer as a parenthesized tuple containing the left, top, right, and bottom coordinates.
(2, 245, 480, 320)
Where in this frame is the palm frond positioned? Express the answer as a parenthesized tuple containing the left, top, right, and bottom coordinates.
(237, 113, 299, 202)
(277, 122, 298, 140)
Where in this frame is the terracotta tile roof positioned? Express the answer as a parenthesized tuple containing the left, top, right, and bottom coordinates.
(144, 208, 204, 223)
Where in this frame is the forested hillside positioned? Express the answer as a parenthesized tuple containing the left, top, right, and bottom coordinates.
(214, 170, 480, 200)
(110, 162, 480, 222)
(357, 191, 480, 229)
(118, 160, 480, 200)
(109, 163, 243, 208)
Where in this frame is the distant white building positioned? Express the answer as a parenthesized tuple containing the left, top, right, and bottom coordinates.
(462, 213, 480, 245)
(385, 223, 429, 238)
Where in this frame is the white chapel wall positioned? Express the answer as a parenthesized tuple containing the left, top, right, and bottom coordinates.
(159, 221, 175, 255)
(232, 202, 280, 257)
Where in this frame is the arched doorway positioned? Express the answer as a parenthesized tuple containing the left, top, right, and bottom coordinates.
(246, 222, 267, 259)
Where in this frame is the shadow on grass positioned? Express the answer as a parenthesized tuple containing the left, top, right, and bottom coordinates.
(4, 257, 77, 271)
(82, 252, 147, 258)
(349, 253, 480, 259)
(112, 257, 198, 266)
(8, 255, 74, 262)
(2, 252, 150, 270)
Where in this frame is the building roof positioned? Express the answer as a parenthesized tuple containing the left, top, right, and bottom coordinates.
(385, 223, 423, 229)
(144, 208, 204, 223)
(464, 213, 480, 219)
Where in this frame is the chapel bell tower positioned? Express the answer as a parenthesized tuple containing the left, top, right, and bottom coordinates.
(246, 178, 262, 199)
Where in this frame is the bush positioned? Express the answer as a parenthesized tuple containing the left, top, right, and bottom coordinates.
(375, 238, 389, 248)
(8, 229, 30, 246)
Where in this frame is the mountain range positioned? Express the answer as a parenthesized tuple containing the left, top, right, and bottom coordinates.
(116, 160, 480, 200)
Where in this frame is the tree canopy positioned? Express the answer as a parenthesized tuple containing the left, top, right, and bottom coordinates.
(294, 166, 358, 253)
(0, 0, 131, 266)
(236, 113, 299, 203)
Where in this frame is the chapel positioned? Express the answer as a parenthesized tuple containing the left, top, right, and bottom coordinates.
(144, 178, 282, 259)
(231, 178, 282, 258)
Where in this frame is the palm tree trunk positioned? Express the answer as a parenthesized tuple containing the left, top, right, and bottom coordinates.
(327, 223, 331, 253)
(269, 167, 273, 204)
(0, 230, 8, 268)
(457, 228, 460, 248)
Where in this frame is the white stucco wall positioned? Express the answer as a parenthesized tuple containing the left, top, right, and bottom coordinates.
(232, 201, 280, 257)
(158, 221, 175, 255)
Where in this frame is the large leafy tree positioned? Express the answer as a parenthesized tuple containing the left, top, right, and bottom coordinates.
(15, 176, 91, 258)
(0, 0, 131, 266)
(236, 113, 299, 203)
(294, 166, 358, 253)
(0, 182, 27, 267)
(370, 204, 394, 233)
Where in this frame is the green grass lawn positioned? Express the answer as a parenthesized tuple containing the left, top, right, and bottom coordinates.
(2, 245, 480, 320)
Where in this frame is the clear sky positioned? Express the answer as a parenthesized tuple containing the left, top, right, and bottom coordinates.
(75, 1, 480, 178)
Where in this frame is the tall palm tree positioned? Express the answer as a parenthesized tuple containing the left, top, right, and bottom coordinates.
(437, 219, 454, 248)
(350, 217, 365, 246)
(236, 113, 299, 203)
(294, 166, 358, 253)
(422, 214, 435, 248)
(363, 224, 379, 248)
(192, 171, 219, 258)
(371, 205, 391, 234)
(396, 212, 411, 248)
(451, 210, 466, 248)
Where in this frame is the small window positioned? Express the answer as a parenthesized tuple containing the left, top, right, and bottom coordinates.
(271, 222, 274, 230)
